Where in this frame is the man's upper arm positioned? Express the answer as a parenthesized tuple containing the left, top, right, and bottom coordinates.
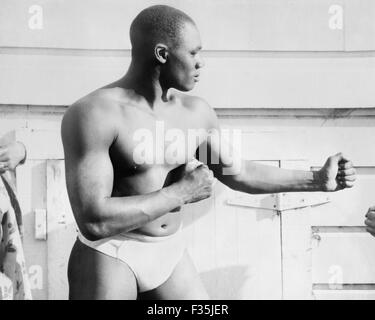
(61, 101, 118, 226)
(195, 98, 242, 182)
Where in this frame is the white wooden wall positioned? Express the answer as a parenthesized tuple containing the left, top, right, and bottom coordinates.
(0, 0, 374, 299)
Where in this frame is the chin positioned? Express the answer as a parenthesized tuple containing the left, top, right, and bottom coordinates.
(174, 84, 194, 92)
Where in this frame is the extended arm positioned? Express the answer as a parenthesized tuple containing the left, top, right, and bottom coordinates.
(198, 100, 356, 194)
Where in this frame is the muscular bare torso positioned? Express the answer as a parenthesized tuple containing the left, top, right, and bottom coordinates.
(90, 87, 210, 237)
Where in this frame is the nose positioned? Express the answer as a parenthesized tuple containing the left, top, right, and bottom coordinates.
(196, 53, 205, 69)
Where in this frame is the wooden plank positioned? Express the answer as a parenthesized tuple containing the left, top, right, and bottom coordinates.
(188, 159, 282, 299)
(15, 129, 64, 160)
(311, 168, 375, 226)
(46, 160, 77, 300)
(16, 160, 47, 300)
(312, 233, 375, 284)
(313, 290, 375, 300)
(280, 160, 314, 299)
(345, 0, 375, 51)
(9, 121, 375, 166)
(0, 54, 125, 106)
(186, 197, 216, 273)
(224, 160, 282, 299)
(1, 53, 375, 108)
(211, 182, 239, 299)
(239, 128, 375, 167)
(0, 0, 345, 51)
(235, 201, 282, 299)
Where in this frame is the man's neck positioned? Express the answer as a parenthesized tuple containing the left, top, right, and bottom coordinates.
(119, 60, 171, 107)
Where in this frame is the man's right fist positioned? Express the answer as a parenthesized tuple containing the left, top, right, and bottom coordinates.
(175, 159, 216, 204)
(365, 206, 375, 237)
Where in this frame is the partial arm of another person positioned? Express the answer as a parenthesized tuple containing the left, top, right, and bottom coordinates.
(198, 99, 356, 194)
(0, 141, 26, 173)
(61, 102, 215, 241)
(365, 207, 375, 237)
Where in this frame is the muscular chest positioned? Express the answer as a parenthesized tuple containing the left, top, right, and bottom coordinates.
(110, 109, 209, 173)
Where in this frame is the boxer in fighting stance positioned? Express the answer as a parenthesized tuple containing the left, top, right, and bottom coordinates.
(61, 5, 357, 300)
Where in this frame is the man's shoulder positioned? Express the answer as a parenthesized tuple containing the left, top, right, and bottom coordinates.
(176, 92, 210, 110)
(62, 88, 128, 142)
(175, 92, 218, 128)
(175, 92, 215, 117)
(69, 88, 123, 115)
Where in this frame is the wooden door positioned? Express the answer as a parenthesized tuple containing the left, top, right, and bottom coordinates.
(183, 161, 283, 299)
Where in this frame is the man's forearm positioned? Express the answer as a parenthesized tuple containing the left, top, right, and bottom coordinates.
(226, 160, 323, 194)
(81, 184, 184, 240)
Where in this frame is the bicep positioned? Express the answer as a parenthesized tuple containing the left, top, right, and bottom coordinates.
(61, 104, 117, 224)
(201, 129, 243, 183)
(66, 149, 114, 219)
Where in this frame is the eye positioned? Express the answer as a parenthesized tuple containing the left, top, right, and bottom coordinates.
(190, 51, 197, 56)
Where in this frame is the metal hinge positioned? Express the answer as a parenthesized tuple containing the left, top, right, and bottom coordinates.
(277, 193, 330, 211)
(226, 194, 277, 211)
(227, 193, 330, 212)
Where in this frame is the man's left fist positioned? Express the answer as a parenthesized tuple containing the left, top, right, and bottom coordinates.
(318, 153, 356, 192)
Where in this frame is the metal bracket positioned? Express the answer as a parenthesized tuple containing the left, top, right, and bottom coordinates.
(277, 193, 330, 211)
(226, 194, 277, 211)
(227, 193, 330, 212)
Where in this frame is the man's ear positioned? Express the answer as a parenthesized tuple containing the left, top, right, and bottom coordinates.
(155, 44, 168, 64)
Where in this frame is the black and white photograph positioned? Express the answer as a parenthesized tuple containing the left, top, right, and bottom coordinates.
(0, 0, 373, 303)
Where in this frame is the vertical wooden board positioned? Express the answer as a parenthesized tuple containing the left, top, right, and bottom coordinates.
(187, 159, 282, 299)
(310, 168, 375, 226)
(281, 209, 314, 299)
(210, 182, 239, 299)
(313, 290, 375, 300)
(229, 160, 281, 299)
(235, 205, 281, 299)
(280, 160, 314, 300)
(214, 183, 238, 268)
(0, 0, 344, 51)
(345, 0, 375, 51)
(16, 160, 48, 300)
(46, 160, 77, 300)
(312, 233, 375, 284)
(184, 196, 217, 292)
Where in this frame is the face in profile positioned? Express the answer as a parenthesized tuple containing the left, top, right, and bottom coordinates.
(163, 22, 205, 92)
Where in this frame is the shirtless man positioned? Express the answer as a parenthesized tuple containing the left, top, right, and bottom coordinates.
(61, 5, 357, 300)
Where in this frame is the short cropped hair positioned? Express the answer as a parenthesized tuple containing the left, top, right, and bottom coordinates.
(130, 5, 195, 57)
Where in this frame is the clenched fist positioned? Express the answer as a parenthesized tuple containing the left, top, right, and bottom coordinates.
(175, 159, 216, 204)
(317, 153, 356, 192)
